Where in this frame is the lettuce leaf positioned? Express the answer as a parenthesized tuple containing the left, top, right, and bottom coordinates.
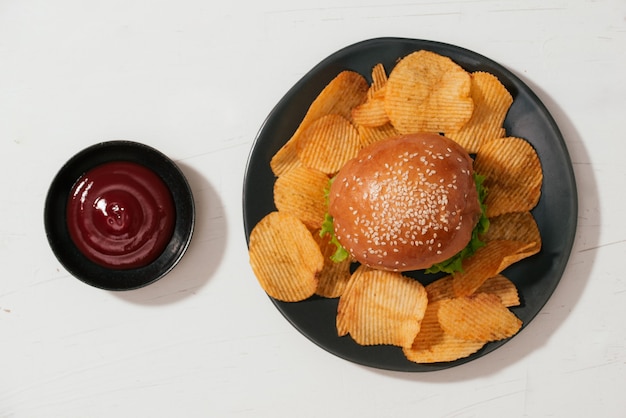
(320, 212, 349, 262)
(319, 177, 349, 262)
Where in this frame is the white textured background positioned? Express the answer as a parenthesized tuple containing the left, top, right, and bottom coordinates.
(1, 0, 625, 416)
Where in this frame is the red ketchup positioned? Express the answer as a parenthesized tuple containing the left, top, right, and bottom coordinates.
(66, 161, 176, 269)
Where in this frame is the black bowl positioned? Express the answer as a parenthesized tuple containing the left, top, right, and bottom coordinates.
(44, 140, 195, 290)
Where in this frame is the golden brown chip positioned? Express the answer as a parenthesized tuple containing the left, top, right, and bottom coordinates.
(384, 50, 474, 134)
(269, 140, 300, 179)
(273, 165, 329, 230)
(447, 71, 513, 153)
(369, 62, 388, 95)
(314, 231, 353, 298)
(403, 301, 485, 363)
(270, 71, 369, 176)
(474, 136, 543, 218)
(336, 265, 370, 337)
(357, 122, 399, 148)
(249, 211, 323, 302)
(351, 87, 389, 128)
(351, 63, 389, 128)
(475, 275, 520, 307)
(425, 275, 454, 303)
(427, 273, 520, 308)
(336, 268, 428, 348)
(483, 211, 542, 255)
(452, 240, 536, 297)
(438, 293, 522, 342)
(295, 114, 362, 175)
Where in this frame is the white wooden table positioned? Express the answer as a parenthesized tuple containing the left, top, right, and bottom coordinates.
(1, 0, 625, 416)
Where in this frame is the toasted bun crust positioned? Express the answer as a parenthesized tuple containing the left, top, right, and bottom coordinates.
(328, 133, 481, 271)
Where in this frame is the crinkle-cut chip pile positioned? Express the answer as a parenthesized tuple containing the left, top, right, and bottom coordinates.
(249, 49, 544, 364)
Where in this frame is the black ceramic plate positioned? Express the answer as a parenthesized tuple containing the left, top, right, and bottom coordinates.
(243, 38, 577, 371)
(45, 140, 195, 291)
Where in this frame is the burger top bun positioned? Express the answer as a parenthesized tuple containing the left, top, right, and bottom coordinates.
(328, 132, 481, 272)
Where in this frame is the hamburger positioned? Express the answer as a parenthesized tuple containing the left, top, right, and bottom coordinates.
(327, 132, 484, 272)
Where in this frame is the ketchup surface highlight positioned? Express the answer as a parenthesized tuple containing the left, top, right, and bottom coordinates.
(66, 161, 176, 269)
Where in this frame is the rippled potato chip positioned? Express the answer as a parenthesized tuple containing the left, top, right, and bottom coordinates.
(351, 62, 390, 128)
(425, 275, 455, 303)
(270, 71, 369, 176)
(357, 122, 399, 147)
(475, 274, 520, 308)
(314, 231, 353, 298)
(483, 211, 542, 255)
(452, 240, 536, 297)
(474, 136, 543, 218)
(273, 165, 329, 230)
(438, 293, 522, 342)
(448, 71, 513, 153)
(384, 50, 474, 134)
(427, 273, 520, 308)
(336, 265, 370, 337)
(295, 114, 362, 175)
(403, 301, 486, 363)
(249, 211, 323, 302)
(336, 268, 428, 348)
(370, 62, 388, 94)
(352, 87, 389, 128)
